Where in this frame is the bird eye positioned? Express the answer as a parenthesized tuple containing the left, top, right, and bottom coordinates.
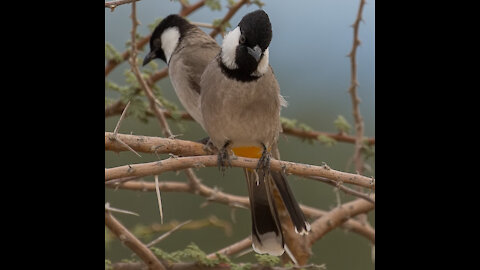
(239, 35, 246, 44)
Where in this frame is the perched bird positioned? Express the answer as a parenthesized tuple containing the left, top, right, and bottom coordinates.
(143, 14, 220, 129)
(200, 10, 311, 256)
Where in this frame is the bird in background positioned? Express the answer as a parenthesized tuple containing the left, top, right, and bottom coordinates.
(143, 14, 220, 130)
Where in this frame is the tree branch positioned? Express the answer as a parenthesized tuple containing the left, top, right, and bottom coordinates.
(209, 0, 250, 37)
(105, 145, 375, 190)
(106, 210, 166, 270)
(105, 180, 374, 244)
(307, 196, 374, 245)
(105, 0, 141, 10)
(348, 0, 367, 174)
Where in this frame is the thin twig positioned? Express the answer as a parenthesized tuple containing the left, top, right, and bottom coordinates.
(113, 101, 131, 135)
(206, 236, 252, 259)
(129, 1, 173, 138)
(105, 0, 141, 10)
(154, 175, 164, 224)
(146, 220, 192, 248)
(306, 176, 375, 205)
(105, 202, 139, 216)
(108, 102, 142, 158)
(209, 0, 250, 37)
(348, 0, 367, 174)
(190, 21, 216, 29)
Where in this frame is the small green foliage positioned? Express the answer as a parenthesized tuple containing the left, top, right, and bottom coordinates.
(125, 33, 145, 50)
(334, 115, 352, 133)
(255, 254, 280, 267)
(183, 243, 216, 266)
(232, 263, 252, 270)
(206, 0, 222, 11)
(105, 42, 123, 62)
(152, 243, 221, 266)
(151, 247, 182, 263)
(362, 141, 375, 160)
(318, 134, 337, 147)
(251, 0, 265, 8)
(227, 0, 236, 8)
(148, 17, 164, 32)
(215, 253, 232, 264)
(105, 227, 113, 249)
(212, 18, 231, 33)
(280, 117, 298, 129)
(105, 259, 112, 270)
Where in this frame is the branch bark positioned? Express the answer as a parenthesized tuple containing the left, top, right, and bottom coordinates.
(106, 210, 166, 270)
(105, 180, 374, 244)
(105, 154, 375, 190)
(307, 196, 374, 245)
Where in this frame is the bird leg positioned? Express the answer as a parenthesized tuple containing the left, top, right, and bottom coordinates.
(256, 143, 271, 182)
(218, 140, 232, 175)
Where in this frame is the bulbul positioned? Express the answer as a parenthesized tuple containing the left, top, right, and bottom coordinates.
(143, 14, 220, 129)
(200, 10, 311, 256)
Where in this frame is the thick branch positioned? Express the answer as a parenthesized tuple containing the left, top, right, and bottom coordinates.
(105, 132, 210, 156)
(106, 180, 374, 243)
(307, 196, 374, 245)
(105, 155, 375, 190)
(106, 210, 166, 270)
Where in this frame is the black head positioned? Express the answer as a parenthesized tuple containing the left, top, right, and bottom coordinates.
(143, 14, 194, 65)
(220, 10, 273, 80)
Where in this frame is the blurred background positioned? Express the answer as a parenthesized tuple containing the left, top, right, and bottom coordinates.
(105, 0, 375, 269)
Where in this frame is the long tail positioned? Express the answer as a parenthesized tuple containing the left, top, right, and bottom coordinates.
(270, 144, 311, 235)
(244, 168, 285, 256)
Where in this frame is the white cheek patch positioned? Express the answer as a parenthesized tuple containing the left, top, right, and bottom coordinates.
(221, 27, 241, 69)
(161, 27, 180, 64)
(256, 47, 269, 75)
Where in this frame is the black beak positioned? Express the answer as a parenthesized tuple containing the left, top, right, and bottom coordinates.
(143, 51, 156, 66)
(247, 45, 262, 62)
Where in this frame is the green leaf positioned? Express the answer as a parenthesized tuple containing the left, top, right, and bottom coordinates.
(105, 42, 123, 62)
(206, 0, 222, 11)
(148, 17, 164, 32)
(334, 115, 351, 133)
(318, 134, 337, 147)
(280, 117, 298, 129)
(251, 0, 265, 8)
(255, 254, 280, 267)
(105, 259, 112, 270)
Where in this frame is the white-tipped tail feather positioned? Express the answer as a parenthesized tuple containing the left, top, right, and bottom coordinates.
(252, 232, 285, 256)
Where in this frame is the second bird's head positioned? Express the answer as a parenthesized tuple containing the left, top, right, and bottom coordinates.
(143, 14, 194, 66)
(221, 10, 272, 76)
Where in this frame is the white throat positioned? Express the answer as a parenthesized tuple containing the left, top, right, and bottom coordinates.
(221, 27, 241, 69)
(161, 27, 180, 64)
(254, 47, 269, 76)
